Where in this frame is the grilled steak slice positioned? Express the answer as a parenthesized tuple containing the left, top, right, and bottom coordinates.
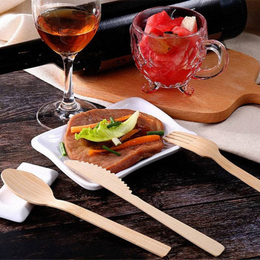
(64, 109, 164, 173)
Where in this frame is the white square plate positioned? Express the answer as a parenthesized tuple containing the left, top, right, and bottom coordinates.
(31, 97, 194, 190)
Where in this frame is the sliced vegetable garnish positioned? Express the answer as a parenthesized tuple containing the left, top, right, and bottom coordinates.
(147, 130, 164, 136)
(107, 121, 122, 128)
(71, 114, 132, 133)
(94, 122, 100, 129)
(89, 135, 160, 155)
(59, 142, 67, 156)
(120, 129, 140, 142)
(112, 137, 122, 146)
(75, 111, 140, 142)
(102, 145, 121, 156)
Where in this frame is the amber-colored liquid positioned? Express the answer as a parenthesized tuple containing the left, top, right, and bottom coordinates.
(36, 7, 100, 55)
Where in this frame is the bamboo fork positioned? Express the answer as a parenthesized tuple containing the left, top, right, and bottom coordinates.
(164, 131, 260, 192)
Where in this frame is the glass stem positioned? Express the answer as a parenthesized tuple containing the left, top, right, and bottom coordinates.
(59, 55, 79, 111)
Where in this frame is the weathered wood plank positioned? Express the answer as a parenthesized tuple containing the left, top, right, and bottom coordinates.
(0, 71, 259, 259)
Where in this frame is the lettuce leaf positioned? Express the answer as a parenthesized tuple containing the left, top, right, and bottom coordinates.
(75, 111, 139, 142)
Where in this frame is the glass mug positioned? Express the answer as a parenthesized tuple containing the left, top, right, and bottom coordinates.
(130, 6, 229, 94)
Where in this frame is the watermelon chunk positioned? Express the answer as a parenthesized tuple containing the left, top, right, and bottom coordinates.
(147, 37, 171, 54)
(181, 16, 197, 34)
(145, 11, 185, 34)
(145, 11, 173, 33)
(149, 27, 164, 37)
(168, 17, 184, 30)
(172, 26, 191, 36)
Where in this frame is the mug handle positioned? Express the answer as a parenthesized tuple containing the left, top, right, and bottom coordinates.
(193, 40, 229, 79)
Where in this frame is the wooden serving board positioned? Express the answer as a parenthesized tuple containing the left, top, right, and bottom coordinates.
(73, 50, 260, 123)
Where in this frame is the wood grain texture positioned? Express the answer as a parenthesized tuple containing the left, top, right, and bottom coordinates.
(0, 71, 259, 259)
(73, 50, 260, 123)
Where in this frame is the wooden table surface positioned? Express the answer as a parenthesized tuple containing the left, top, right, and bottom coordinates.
(0, 70, 259, 259)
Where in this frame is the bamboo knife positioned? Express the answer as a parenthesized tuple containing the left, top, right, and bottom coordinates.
(65, 160, 225, 257)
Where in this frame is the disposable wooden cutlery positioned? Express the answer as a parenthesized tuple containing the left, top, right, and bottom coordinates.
(65, 160, 225, 257)
(1, 169, 171, 258)
(164, 131, 260, 192)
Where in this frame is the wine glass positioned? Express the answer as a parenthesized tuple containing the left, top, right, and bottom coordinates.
(32, 0, 101, 129)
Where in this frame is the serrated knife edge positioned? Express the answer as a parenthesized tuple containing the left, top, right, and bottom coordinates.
(64, 160, 132, 196)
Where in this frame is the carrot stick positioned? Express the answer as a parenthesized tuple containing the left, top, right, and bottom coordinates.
(89, 135, 161, 156)
(71, 115, 132, 133)
(120, 129, 140, 142)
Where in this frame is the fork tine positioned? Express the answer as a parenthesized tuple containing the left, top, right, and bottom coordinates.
(169, 131, 197, 140)
(165, 131, 196, 144)
(164, 136, 182, 146)
(169, 131, 213, 146)
(164, 131, 202, 155)
(163, 136, 192, 150)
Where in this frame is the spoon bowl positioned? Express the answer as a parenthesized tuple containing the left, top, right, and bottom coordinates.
(2, 169, 55, 205)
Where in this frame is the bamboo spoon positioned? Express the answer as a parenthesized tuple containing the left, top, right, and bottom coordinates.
(1, 169, 171, 258)
(164, 131, 260, 192)
(65, 160, 225, 257)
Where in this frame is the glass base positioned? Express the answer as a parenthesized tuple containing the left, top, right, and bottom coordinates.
(36, 99, 97, 130)
(142, 79, 194, 95)
(142, 81, 160, 94)
(178, 84, 194, 95)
